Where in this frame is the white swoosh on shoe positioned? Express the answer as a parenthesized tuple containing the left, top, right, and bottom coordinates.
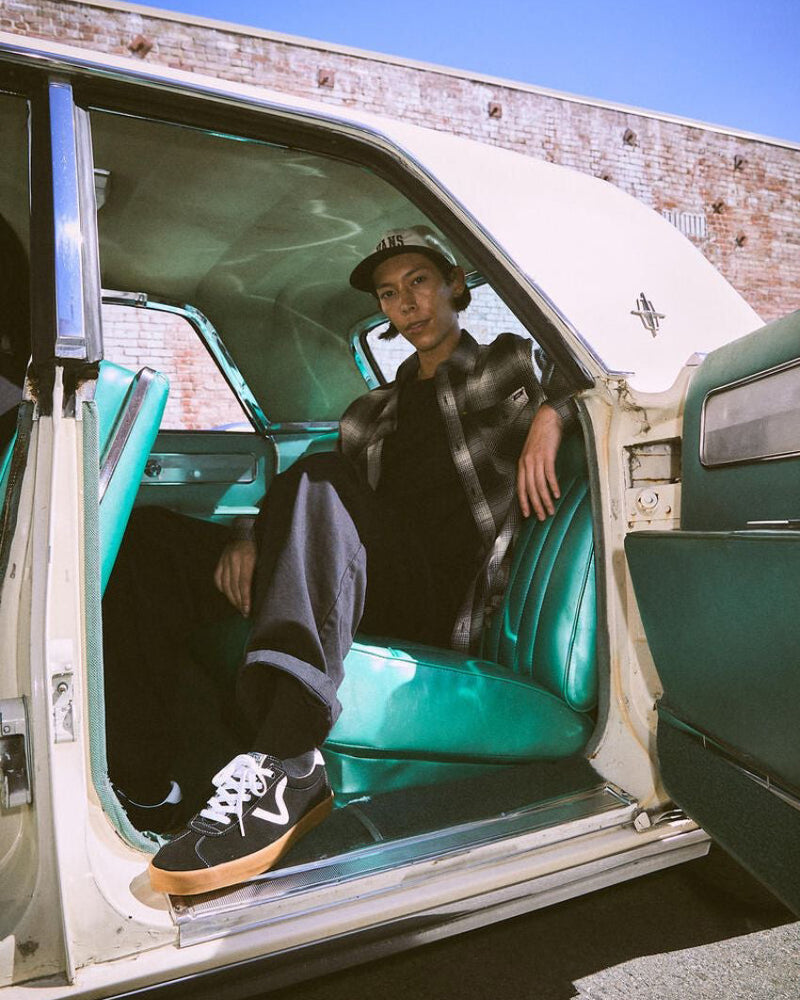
(253, 776, 290, 826)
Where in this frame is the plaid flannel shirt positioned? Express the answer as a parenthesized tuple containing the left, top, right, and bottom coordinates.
(338, 330, 574, 651)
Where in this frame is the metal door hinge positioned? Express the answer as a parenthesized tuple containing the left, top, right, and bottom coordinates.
(634, 806, 687, 832)
(0, 697, 32, 809)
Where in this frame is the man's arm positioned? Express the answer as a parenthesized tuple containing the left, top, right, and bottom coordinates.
(516, 403, 564, 521)
(516, 345, 577, 520)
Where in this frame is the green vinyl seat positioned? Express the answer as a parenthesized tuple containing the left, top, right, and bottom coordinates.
(193, 431, 597, 798)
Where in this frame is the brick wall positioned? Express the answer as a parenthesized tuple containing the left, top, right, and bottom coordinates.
(101, 304, 247, 430)
(5, 0, 798, 328)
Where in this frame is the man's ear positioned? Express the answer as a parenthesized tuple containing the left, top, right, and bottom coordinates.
(450, 267, 467, 305)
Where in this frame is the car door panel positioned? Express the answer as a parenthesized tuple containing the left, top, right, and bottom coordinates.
(136, 430, 276, 522)
(135, 426, 339, 523)
(625, 309, 800, 912)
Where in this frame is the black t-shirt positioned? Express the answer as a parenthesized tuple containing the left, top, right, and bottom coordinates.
(376, 377, 481, 632)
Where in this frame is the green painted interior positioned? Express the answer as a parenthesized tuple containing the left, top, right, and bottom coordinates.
(625, 529, 800, 790)
(94, 362, 169, 592)
(89, 110, 481, 423)
(191, 431, 596, 798)
(657, 719, 800, 914)
(682, 310, 800, 532)
(272, 428, 339, 473)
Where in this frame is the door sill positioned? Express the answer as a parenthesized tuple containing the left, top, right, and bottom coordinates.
(172, 782, 635, 946)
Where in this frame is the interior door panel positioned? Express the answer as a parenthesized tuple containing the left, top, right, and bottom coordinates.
(625, 309, 800, 912)
(135, 431, 276, 523)
(135, 426, 339, 524)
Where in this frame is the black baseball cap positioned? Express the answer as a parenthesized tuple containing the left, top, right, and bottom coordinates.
(349, 225, 458, 293)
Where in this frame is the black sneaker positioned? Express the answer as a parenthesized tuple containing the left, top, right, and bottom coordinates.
(148, 750, 333, 895)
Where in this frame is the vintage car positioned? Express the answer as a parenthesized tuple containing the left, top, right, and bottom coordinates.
(0, 29, 797, 999)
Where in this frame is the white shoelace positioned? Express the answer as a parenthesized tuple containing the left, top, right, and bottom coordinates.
(200, 754, 275, 837)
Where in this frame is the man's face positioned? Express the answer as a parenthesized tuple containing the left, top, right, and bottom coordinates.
(372, 252, 464, 360)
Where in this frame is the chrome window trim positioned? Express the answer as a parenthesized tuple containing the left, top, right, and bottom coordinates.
(97, 366, 158, 501)
(49, 79, 102, 363)
(268, 422, 339, 433)
(699, 356, 800, 468)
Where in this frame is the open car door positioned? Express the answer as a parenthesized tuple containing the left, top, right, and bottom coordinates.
(625, 309, 800, 914)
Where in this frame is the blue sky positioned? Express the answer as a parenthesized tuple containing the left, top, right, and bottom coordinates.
(144, 0, 800, 144)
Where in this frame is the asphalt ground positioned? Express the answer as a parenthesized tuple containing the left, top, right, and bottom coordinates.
(264, 852, 798, 1000)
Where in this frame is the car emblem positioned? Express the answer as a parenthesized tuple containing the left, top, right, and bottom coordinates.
(631, 292, 665, 337)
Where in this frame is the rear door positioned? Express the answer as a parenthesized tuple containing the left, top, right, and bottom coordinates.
(625, 309, 800, 912)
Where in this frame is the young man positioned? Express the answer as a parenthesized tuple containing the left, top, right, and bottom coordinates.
(142, 226, 572, 895)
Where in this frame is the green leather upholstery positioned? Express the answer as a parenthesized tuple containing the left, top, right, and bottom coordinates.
(192, 432, 597, 797)
(480, 433, 596, 711)
(326, 432, 596, 794)
(329, 640, 593, 761)
(94, 361, 169, 593)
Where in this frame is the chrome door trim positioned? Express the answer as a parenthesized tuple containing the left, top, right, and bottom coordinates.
(172, 782, 636, 945)
(98, 367, 158, 501)
(660, 707, 800, 814)
(49, 79, 102, 363)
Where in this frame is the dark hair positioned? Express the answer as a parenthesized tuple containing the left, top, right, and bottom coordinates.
(377, 256, 471, 340)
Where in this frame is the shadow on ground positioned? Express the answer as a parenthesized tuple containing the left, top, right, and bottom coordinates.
(264, 853, 793, 1000)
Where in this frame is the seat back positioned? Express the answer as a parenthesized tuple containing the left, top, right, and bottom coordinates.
(480, 432, 597, 713)
(0, 363, 168, 593)
(93, 361, 169, 592)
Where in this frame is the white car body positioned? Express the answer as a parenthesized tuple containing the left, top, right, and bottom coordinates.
(0, 31, 765, 998)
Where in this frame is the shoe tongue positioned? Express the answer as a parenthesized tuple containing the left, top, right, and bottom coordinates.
(247, 751, 282, 769)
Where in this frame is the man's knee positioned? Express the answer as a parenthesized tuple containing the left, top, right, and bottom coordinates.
(269, 451, 364, 507)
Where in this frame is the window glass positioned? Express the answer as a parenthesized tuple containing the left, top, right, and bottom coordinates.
(702, 361, 800, 467)
(0, 92, 30, 444)
(101, 301, 249, 431)
(365, 281, 536, 382)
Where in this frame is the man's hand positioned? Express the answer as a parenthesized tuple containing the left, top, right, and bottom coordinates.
(214, 539, 257, 616)
(517, 403, 564, 521)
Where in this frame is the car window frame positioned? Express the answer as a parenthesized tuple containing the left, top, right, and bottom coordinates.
(68, 71, 591, 398)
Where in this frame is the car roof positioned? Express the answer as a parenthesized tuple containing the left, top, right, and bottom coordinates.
(1, 32, 762, 397)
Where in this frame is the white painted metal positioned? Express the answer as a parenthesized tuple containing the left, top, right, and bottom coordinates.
(8, 815, 707, 999)
(0, 31, 761, 396)
(0, 413, 69, 988)
(0, 30, 758, 997)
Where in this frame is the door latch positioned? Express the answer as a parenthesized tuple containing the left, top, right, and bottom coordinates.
(0, 697, 32, 809)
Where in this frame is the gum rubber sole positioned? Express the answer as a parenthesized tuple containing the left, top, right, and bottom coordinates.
(148, 792, 334, 896)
